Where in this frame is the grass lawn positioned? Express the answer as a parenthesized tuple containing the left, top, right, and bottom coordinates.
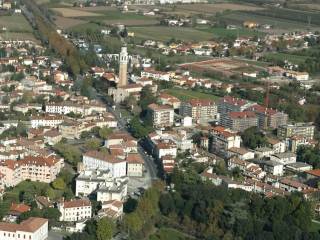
(263, 52, 309, 64)
(163, 88, 220, 101)
(149, 228, 194, 240)
(197, 26, 265, 39)
(128, 26, 214, 42)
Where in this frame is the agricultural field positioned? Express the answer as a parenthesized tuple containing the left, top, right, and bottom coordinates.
(51, 7, 103, 17)
(128, 26, 214, 42)
(54, 16, 87, 29)
(0, 14, 36, 41)
(263, 52, 309, 64)
(197, 26, 265, 39)
(163, 88, 220, 101)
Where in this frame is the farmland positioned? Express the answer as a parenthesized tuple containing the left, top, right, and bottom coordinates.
(51, 8, 103, 17)
(263, 52, 310, 65)
(0, 14, 36, 41)
(197, 26, 265, 39)
(163, 88, 220, 101)
(54, 16, 87, 29)
(128, 26, 214, 42)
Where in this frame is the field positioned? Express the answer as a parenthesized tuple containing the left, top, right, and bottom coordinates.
(128, 26, 214, 42)
(149, 228, 194, 240)
(54, 16, 87, 29)
(219, 10, 320, 32)
(197, 26, 265, 39)
(52, 7, 103, 17)
(263, 52, 309, 64)
(0, 14, 36, 41)
(163, 88, 220, 101)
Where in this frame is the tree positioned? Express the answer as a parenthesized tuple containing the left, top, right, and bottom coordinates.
(52, 177, 66, 190)
(98, 127, 113, 140)
(85, 138, 101, 150)
(139, 85, 157, 110)
(96, 217, 115, 240)
(241, 127, 267, 149)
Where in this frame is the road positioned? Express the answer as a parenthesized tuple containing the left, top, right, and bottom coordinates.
(104, 100, 158, 180)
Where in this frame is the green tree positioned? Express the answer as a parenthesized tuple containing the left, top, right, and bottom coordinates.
(96, 217, 115, 240)
(52, 177, 66, 190)
(241, 127, 267, 149)
(85, 138, 101, 150)
(98, 127, 113, 140)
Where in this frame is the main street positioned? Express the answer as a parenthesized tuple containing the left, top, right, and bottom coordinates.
(105, 102, 159, 180)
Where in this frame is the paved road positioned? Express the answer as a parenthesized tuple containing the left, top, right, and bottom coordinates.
(104, 101, 158, 179)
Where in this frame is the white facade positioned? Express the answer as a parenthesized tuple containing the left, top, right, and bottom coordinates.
(83, 151, 127, 177)
(270, 152, 296, 165)
(58, 199, 92, 222)
(0, 217, 48, 240)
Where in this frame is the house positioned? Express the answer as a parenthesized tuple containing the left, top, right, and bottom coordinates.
(286, 162, 313, 173)
(58, 199, 92, 222)
(254, 147, 274, 159)
(270, 152, 296, 165)
(262, 160, 284, 176)
(227, 147, 254, 160)
(8, 203, 30, 218)
(0, 217, 48, 240)
(98, 200, 123, 219)
(126, 153, 144, 177)
(266, 137, 286, 153)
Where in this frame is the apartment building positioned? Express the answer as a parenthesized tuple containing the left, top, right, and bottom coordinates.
(220, 111, 258, 132)
(58, 199, 92, 222)
(105, 131, 137, 153)
(75, 169, 128, 201)
(248, 104, 288, 129)
(0, 156, 64, 187)
(31, 114, 64, 128)
(0, 217, 48, 240)
(218, 96, 255, 114)
(277, 123, 315, 140)
(148, 103, 174, 128)
(270, 152, 296, 165)
(210, 126, 241, 158)
(45, 101, 106, 116)
(126, 153, 144, 177)
(180, 99, 218, 124)
(83, 150, 127, 177)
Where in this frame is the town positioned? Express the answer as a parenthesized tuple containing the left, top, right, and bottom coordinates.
(0, 0, 319, 239)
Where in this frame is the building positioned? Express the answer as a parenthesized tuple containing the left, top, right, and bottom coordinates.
(270, 152, 296, 165)
(83, 151, 127, 177)
(126, 153, 144, 177)
(58, 199, 92, 222)
(75, 169, 128, 201)
(248, 104, 288, 129)
(210, 126, 241, 158)
(286, 162, 313, 173)
(180, 99, 218, 124)
(31, 114, 64, 128)
(158, 93, 181, 109)
(262, 160, 284, 176)
(118, 46, 128, 87)
(98, 200, 123, 219)
(148, 103, 174, 128)
(218, 96, 255, 114)
(0, 156, 64, 187)
(220, 111, 258, 132)
(0, 217, 48, 240)
(277, 123, 315, 140)
(227, 147, 254, 160)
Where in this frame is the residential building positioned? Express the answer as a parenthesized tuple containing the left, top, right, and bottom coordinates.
(220, 111, 258, 132)
(0, 217, 48, 240)
(286, 162, 313, 173)
(227, 147, 254, 160)
(228, 157, 266, 179)
(126, 153, 144, 177)
(148, 103, 174, 128)
(270, 152, 296, 165)
(31, 114, 64, 128)
(218, 96, 255, 114)
(262, 160, 284, 176)
(277, 123, 315, 140)
(58, 199, 92, 222)
(210, 126, 241, 158)
(266, 137, 286, 154)
(158, 93, 181, 109)
(83, 151, 127, 177)
(248, 104, 288, 129)
(75, 169, 127, 201)
(0, 156, 64, 187)
(98, 200, 123, 219)
(180, 99, 218, 124)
